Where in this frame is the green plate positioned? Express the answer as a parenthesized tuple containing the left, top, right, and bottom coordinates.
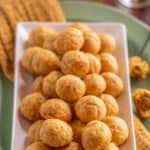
(0, 1, 150, 150)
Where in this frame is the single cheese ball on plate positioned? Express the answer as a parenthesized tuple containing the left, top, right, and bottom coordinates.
(40, 98, 72, 122)
(104, 142, 119, 150)
(75, 95, 107, 122)
(56, 75, 86, 103)
(104, 116, 129, 145)
(25, 142, 50, 150)
(20, 92, 45, 121)
(100, 34, 116, 53)
(61, 51, 90, 78)
(28, 120, 44, 143)
(101, 94, 119, 116)
(100, 53, 119, 73)
(31, 76, 43, 93)
(58, 142, 83, 150)
(40, 119, 73, 147)
(102, 72, 123, 97)
(82, 120, 112, 150)
(42, 71, 62, 98)
(84, 74, 106, 96)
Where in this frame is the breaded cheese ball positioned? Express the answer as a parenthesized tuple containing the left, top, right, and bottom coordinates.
(84, 74, 106, 96)
(25, 142, 50, 150)
(59, 142, 83, 150)
(28, 26, 55, 47)
(101, 94, 119, 116)
(31, 76, 43, 93)
(82, 31, 101, 54)
(40, 99, 72, 122)
(28, 120, 44, 143)
(20, 93, 45, 121)
(102, 72, 123, 97)
(70, 120, 86, 142)
(75, 96, 107, 122)
(53, 27, 84, 54)
(104, 116, 129, 145)
(100, 34, 116, 53)
(82, 120, 112, 150)
(100, 53, 119, 73)
(104, 143, 119, 150)
(42, 71, 62, 98)
(40, 119, 73, 147)
(86, 53, 101, 74)
(56, 75, 86, 103)
(61, 51, 90, 78)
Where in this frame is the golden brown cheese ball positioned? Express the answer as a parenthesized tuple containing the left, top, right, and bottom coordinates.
(20, 93, 46, 121)
(100, 53, 119, 73)
(104, 116, 129, 145)
(104, 143, 119, 150)
(28, 120, 44, 143)
(40, 119, 73, 147)
(101, 94, 119, 116)
(31, 76, 43, 93)
(61, 51, 90, 78)
(87, 53, 101, 74)
(75, 96, 107, 122)
(28, 26, 55, 47)
(25, 142, 50, 150)
(58, 142, 83, 150)
(102, 72, 123, 97)
(70, 120, 86, 142)
(82, 120, 112, 150)
(53, 27, 84, 55)
(55, 75, 86, 103)
(84, 74, 106, 96)
(100, 34, 116, 53)
(82, 31, 101, 54)
(42, 71, 62, 98)
(40, 99, 72, 122)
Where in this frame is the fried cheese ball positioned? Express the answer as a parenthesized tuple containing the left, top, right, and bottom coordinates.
(75, 96, 107, 122)
(40, 99, 72, 122)
(28, 120, 44, 143)
(84, 74, 106, 96)
(101, 94, 119, 116)
(20, 93, 46, 121)
(82, 31, 101, 54)
(55, 75, 86, 103)
(70, 120, 86, 142)
(100, 34, 116, 53)
(58, 142, 83, 150)
(40, 119, 73, 147)
(31, 76, 43, 93)
(102, 72, 123, 97)
(61, 51, 90, 78)
(42, 71, 62, 98)
(82, 120, 112, 150)
(25, 142, 50, 150)
(100, 53, 119, 73)
(104, 143, 119, 150)
(28, 26, 55, 47)
(104, 116, 129, 145)
(53, 27, 84, 55)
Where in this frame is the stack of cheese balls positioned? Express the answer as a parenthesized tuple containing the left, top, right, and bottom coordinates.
(20, 23, 129, 150)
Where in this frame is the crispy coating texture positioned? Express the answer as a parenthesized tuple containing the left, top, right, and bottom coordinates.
(82, 120, 112, 150)
(84, 74, 106, 96)
(101, 94, 119, 116)
(102, 72, 123, 97)
(133, 88, 150, 118)
(75, 96, 107, 123)
(58, 142, 83, 150)
(82, 31, 100, 54)
(20, 93, 45, 121)
(129, 56, 149, 80)
(100, 53, 119, 73)
(104, 143, 119, 150)
(100, 34, 116, 53)
(42, 71, 62, 98)
(31, 76, 43, 93)
(61, 51, 90, 78)
(40, 119, 73, 147)
(28, 120, 44, 143)
(104, 116, 129, 145)
(70, 120, 86, 142)
(25, 142, 50, 150)
(56, 75, 86, 103)
(53, 27, 84, 54)
(40, 98, 72, 122)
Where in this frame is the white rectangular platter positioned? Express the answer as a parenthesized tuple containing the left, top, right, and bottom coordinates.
(11, 22, 136, 150)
